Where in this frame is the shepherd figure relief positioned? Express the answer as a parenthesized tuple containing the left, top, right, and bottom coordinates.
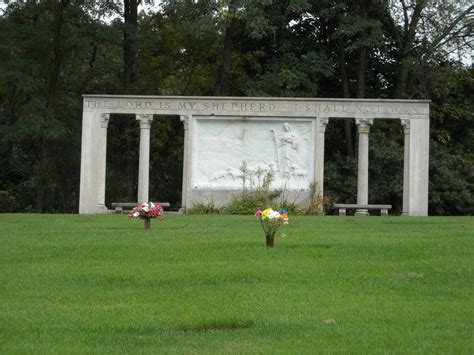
(271, 123, 302, 179)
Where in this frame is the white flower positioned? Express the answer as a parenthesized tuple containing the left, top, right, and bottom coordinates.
(133, 212, 139, 218)
(269, 211, 280, 219)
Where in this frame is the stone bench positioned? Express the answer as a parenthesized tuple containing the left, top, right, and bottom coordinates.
(111, 202, 171, 214)
(333, 204, 392, 216)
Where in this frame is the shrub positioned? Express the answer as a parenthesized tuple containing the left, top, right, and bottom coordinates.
(224, 164, 283, 215)
(186, 200, 221, 214)
(305, 182, 333, 215)
(0, 190, 18, 212)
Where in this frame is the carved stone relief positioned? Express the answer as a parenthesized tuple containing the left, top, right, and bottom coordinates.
(192, 118, 314, 190)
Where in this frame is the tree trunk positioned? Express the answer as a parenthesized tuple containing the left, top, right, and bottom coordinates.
(338, 35, 355, 158)
(123, 0, 139, 200)
(123, 0, 138, 94)
(7, 86, 18, 125)
(36, 0, 68, 212)
(219, 0, 237, 96)
(396, 56, 411, 98)
(356, 0, 369, 99)
(356, 46, 367, 98)
(126, 155, 137, 201)
(394, 0, 427, 98)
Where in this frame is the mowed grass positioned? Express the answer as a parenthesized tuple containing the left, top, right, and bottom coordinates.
(0, 214, 472, 353)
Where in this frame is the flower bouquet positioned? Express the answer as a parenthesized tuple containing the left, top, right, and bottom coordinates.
(255, 208, 289, 247)
(128, 202, 163, 230)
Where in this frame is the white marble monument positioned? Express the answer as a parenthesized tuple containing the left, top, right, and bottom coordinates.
(79, 95, 430, 216)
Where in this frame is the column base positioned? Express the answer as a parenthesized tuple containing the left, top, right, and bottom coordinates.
(401, 211, 409, 216)
(355, 209, 369, 216)
(97, 204, 109, 213)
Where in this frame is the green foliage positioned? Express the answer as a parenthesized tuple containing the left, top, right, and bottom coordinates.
(225, 190, 282, 215)
(225, 164, 281, 215)
(186, 199, 221, 215)
(0, 2, 122, 212)
(0, 191, 18, 212)
(429, 142, 474, 215)
(368, 122, 404, 212)
(304, 182, 334, 215)
(225, 194, 267, 215)
(324, 152, 358, 206)
(427, 65, 474, 215)
(274, 193, 299, 215)
(0, 1, 471, 215)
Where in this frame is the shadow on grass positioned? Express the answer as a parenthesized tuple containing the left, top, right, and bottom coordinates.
(229, 240, 332, 250)
(284, 243, 331, 249)
(176, 319, 253, 333)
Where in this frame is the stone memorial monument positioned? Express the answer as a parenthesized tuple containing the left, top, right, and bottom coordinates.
(79, 95, 430, 216)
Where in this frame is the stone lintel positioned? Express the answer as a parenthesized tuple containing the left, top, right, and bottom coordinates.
(83, 95, 430, 120)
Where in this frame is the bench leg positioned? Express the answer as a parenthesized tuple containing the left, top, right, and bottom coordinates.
(339, 208, 346, 216)
(381, 209, 388, 216)
(355, 209, 369, 216)
(115, 207, 123, 214)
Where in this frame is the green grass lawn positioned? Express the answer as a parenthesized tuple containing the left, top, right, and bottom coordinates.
(0, 214, 473, 353)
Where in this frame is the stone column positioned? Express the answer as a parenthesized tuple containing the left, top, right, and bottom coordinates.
(97, 113, 110, 212)
(180, 115, 190, 211)
(407, 118, 430, 216)
(136, 114, 154, 203)
(355, 117, 373, 216)
(80, 110, 105, 214)
(315, 117, 329, 196)
(401, 118, 410, 216)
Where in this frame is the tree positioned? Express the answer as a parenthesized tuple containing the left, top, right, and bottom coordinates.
(219, 0, 238, 95)
(381, 0, 473, 98)
(317, 0, 384, 155)
(0, 1, 121, 212)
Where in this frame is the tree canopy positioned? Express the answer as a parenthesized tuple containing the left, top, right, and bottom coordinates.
(0, 0, 472, 214)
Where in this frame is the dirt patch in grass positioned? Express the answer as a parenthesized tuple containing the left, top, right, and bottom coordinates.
(393, 272, 425, 280)
(285, 243, 331, 249)
(177, 319, 253, 332)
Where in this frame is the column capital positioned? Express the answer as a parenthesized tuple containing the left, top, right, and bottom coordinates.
(401, 118, 411, 134)
(180, 115, 191, 130)
(318, 117, 329, 133)
(355, 117, 373, 134)
(100, 113, 110, 128)
(136, 114, 154, 129)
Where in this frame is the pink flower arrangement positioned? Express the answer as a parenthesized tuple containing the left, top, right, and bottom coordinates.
(128, 202, 163, 220)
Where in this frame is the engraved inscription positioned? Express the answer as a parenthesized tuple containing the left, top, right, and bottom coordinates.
(84, 97, 428, 117)
(117, 100, 152, 109)
(302, 103, 428, 115)
(84, 100, 111, 109)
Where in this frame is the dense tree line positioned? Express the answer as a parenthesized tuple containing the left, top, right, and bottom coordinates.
(0, 0, 472, 214)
